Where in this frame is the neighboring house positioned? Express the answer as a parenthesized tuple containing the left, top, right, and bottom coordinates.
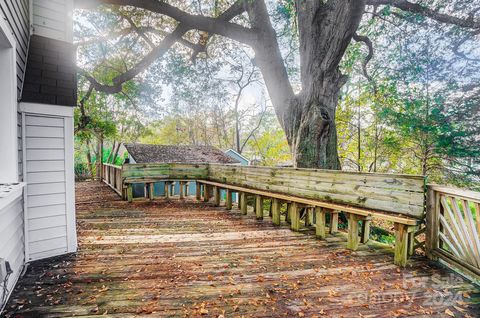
(119, 143, 240, 197)
(224, 149, 250, 166)
(0, 0, 76, 311)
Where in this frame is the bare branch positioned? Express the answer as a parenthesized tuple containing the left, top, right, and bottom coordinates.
(367, 0, 480, 29)
(76, 0, 256, 45)
(352, 33, 374, 84)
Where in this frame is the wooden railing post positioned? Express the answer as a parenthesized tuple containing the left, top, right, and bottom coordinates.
(426, 186, 439, 260)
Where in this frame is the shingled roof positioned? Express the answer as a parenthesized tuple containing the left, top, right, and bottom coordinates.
(123, 143, 239, 164)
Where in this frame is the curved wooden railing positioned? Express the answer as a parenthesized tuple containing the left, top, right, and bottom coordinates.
(102, 163, 123, 195)
(426, 185, 480, 280)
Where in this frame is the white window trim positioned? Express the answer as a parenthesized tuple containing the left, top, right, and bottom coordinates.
(19, 102, 74, 117)
(0, 16, 19, 183)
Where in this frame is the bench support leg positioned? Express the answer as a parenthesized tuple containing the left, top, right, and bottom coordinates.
(127, 184, 133, 203)
(203, 185, 210, 202)
(330, 211, 339, 234)
(240, 192, 247, 215)
(255, 195, 263, 219)
(347, 213, 360, 251)
(179, 182, 185, 199)
(213, 186, 220, 206)
(408, 226, 417, 256)
(272, 198, 280, 225)
(286, 203, 291, 224)
(315, 207, 326, 239)
(226, 189, 232, 210)
(164, 182, 170, 199)
(195, 182, 201, 200)
(361, 217, 371, 244)
(148, 182, 155, 201)
(290, 202, 300, 231)
(394, 223, 409, 267)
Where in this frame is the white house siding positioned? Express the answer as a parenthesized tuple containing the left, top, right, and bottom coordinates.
(0, 196, 24, 306)
(32, 0, 73, 42)
(24, 113, 74, 261)
(0, 0, 30, 96)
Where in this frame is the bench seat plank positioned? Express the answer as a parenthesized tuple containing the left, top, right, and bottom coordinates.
(198, 180, 418, 226)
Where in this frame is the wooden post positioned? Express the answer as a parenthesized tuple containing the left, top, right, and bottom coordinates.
(286, 203, 291, 224)
(240, 192, 247, 215)
(127, 184, 133, 203)
(304, 208, 312, 227)
(347, 213, 360, 251)
(290, 202, 300, 231)
(315, 207, 326, 239)
(196, 182, 201, 200)
(330, 211, 339, 234)
(171, 182, 175, 196)
(408, 231, 415, 256)
(203, 184, 210, 202)
(226, 189, 233, 210)
(425, 186, 439, 260)
(255, 195, 263, 219)
(164, 182, 170, 199)
(148, 182, 154, 201)
(272, 198, 280, 225)
(179, 181, 185, 199)
(394, 223, 409, 267)
(361, 217, 371, 243)
(269, 200, 273, 217)
(185, 182, 189, 197)
(213, 186, 220, 206)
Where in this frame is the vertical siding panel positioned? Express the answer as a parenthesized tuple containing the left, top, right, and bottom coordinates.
(24, 114, 68, 261)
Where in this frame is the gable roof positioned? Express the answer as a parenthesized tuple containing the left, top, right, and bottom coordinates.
(123, 143, 239, 164)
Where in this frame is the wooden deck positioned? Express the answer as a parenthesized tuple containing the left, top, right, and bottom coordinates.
(4, 181, 480, 317)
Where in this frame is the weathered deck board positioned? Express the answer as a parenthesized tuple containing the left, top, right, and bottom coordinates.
(4, 182, 480, 317)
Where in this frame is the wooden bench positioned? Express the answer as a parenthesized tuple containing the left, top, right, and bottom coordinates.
(197, 180, 421, 267)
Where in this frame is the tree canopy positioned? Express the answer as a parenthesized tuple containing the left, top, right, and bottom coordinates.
(73, 0, 480, 187)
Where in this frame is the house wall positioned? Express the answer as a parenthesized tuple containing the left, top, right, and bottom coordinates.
(0, 196, 24, 310)
(0, 0, 30, 96)
(32, 0, 73, 42)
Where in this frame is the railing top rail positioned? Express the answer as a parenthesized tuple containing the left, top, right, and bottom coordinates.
(207, 163, 425, 179)
(428, 184, 480, 202)
(103, 163, 122, 169)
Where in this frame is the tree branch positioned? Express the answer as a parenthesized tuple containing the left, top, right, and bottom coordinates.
(78, 0, 249, 94)
(367, 0, 480, 29)
(352, 33, 374, 84)
(76, 0, 256, 45)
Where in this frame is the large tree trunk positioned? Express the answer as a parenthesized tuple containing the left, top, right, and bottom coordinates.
(291, 0, 365, 169)
(248, 0, 365, 169)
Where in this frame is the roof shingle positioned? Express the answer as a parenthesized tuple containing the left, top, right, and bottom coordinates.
(124, 143, 239, 164)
